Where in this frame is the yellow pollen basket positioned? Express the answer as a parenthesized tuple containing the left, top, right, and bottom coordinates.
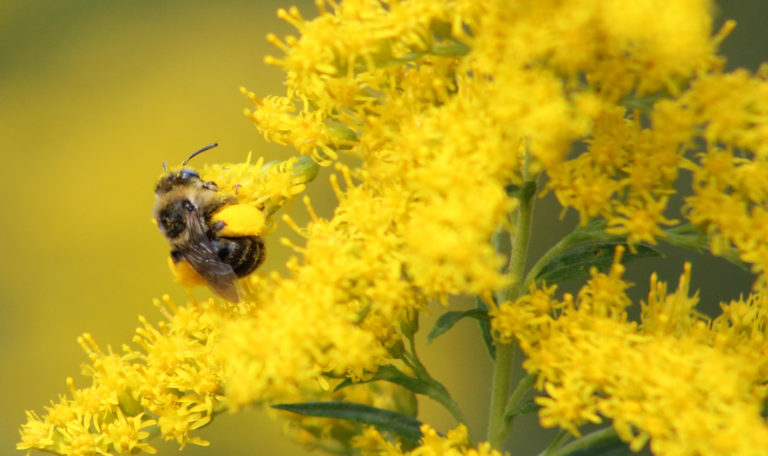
(168, 257, 206, 287)
(168, 203, 267, 288)
(211, 204, 267, 237)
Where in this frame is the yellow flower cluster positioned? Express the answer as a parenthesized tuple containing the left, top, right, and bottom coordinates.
(18, 286, 413, 456)
(353, 424, 503, 456)
(18, 297, 224, 455)
(19, 0, 768, 455)
(242, 0, 759, 262)
(198, 153, 319, 221)
(492, 256, 768, 455)
(680, 69, 768, 273)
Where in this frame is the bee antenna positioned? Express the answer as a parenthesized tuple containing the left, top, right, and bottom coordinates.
(182, 143, 219, 166)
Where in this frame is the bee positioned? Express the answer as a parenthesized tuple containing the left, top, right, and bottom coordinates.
(153, 143, 265, 302)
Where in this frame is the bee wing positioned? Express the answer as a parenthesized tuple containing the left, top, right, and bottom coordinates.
(180, 211, 240, 302)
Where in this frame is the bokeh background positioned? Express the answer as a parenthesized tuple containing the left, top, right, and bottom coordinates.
(1, 1, 766, 455)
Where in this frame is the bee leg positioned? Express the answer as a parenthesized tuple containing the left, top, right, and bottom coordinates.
(212, 220, 227, 232)
(203, 181, 218, 191)
(170, 249, 184, 263)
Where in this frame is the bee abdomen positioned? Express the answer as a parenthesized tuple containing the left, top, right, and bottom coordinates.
(216, 236, 266, 277)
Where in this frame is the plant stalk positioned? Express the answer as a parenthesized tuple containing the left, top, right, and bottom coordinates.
(487, 342, 515, 448)
(502, 373, 537, 422)
(487, 149, 537, 449)
(540, 427, 619, 456)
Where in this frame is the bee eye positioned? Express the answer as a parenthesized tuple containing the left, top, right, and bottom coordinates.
(179, 169, 199, 179)
(183, 200, 195, 212)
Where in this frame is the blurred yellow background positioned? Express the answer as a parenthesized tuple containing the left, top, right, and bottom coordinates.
(1, 1, 765, 455)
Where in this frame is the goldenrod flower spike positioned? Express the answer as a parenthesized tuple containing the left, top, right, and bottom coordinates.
(19, 1, 768, 455)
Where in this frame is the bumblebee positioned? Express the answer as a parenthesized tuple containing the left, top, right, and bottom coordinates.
(153, 143, 265, 302)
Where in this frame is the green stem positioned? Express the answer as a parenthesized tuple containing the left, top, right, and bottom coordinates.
(403, 324, 467, 425)
(431, 386, 466, 426)
(540, 430, 571, 456)
(523, 234, 574, 290)
(664, 224, 746, 269)
(487, 342, 515, 448)
(523, 219, 612, 289)
(500, 181, 536, 303)
(487, 150, 537, 449)
(540, 427, 619, 456)
(502, 373, 537, 423)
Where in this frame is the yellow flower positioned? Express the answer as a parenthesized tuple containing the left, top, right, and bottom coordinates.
(198, 152, 319, 219)
(490, 284, 559, 347)
(18, 298, 226, 454)
(607, 197, 677, 246)
(353, 424, 505, 456)
(494, 259, 768, 455)
(20, 1, 768, 455)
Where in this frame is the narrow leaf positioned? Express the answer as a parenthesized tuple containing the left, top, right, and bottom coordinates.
(333, 365, 463, 424)
(664, 224, 748, 270)
(567, 438, 631, 456)
(475, 297, 496, 360)
(505, 180, 537, 199)
(334, 365, 432, 396)
(536, 242, 662, 285)
(544, 428, 628, 456)
(505, 398, 540, 419)
(427, 309, 489, 344)
(272, 401, 423, 444)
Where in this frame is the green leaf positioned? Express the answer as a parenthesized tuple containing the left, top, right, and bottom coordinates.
(544, 428, 628, 456)
(475, 297, 496, 360)
(427, 308, 489, 344)
(506, 180, 537, 199)
(619, 90, 667, 113)
(535, 242, 663, 285)
(334, 365, 433, 396)
(271, 401, 424, 445)
(335, 365, 465, 425)
(567, 438, 631, 456)
(117, 388, 143, 417)
(505, 398, 540, 420)
(430, 40, 470, 57)
(664, 224, 748, 271)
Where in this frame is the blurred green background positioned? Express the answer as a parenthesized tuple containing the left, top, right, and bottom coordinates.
(1, 1, 765, 455)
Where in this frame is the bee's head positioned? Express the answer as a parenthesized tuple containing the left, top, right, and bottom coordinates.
(154, 143, 218, 195)
(154, 168, 204, 195)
